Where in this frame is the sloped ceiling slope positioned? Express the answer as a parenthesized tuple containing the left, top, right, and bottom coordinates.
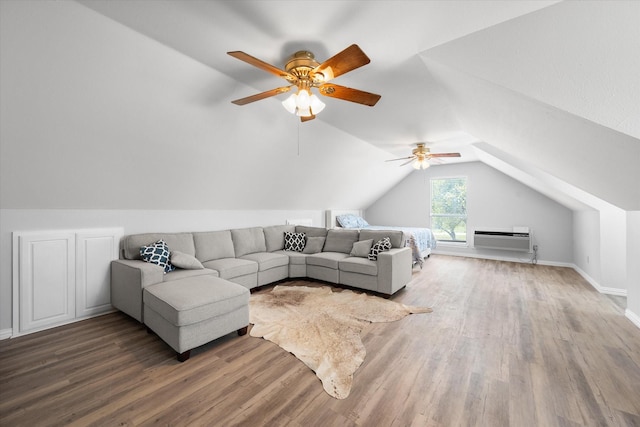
(421, 1, 640, 211)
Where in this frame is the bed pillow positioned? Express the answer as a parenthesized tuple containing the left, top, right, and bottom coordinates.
(171, 251, 204, 270)
(336, 214, 369, 229)
(284, 232, 306, 252)
(350, 239, 373, 258)
(140, 240, 175, 274)
(368, 237, 392, 261)
(302, 237, 326, 254)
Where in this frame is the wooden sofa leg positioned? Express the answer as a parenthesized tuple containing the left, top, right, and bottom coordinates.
(237, 326, 248, 336)
(177, 350, 191, 362)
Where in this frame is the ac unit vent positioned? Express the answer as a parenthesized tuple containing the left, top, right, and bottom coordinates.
(474, 230, 531, 252)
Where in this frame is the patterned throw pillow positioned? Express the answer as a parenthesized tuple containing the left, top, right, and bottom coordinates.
(140, 240, 175, 274)
(284, 232, 306, 252)
(368, 237, 392, 261)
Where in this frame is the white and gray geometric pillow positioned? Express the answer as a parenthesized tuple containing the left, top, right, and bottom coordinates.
(140, 240, 175, 274)
(284, 232, 306, 252)
(368, 237, 392, 260)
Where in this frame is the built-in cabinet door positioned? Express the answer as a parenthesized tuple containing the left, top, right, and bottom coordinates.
(13, 228, 123, 336)
(18, 231, 76, 333)
(76, 229, 121, 318)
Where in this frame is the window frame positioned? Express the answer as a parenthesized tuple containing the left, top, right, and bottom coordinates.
(429, 175, 468, 244)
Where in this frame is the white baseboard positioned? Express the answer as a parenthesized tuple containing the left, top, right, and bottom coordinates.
(572, 265, 627, 297)
(0, 328, 12, 340)
(625, 309, 640, 329)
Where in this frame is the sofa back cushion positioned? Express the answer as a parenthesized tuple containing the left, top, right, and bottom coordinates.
(358, 229, 404, 248)
(323, 229, 360, 254)
(295, 225, 328, 238)
(231, 227, 267, 257)
(263, 225, 296, 252)
(122, 233, 195, 260)
(193, 230, 235, 261)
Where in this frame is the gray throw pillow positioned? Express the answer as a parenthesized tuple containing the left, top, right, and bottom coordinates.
(303, 237, 326, 254)
(170, 250, 204, 269)
(350, 239, 373, 258)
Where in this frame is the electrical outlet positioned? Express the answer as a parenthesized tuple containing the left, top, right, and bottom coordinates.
(533, 245, 538, 251)
(587, 256, 590, 264)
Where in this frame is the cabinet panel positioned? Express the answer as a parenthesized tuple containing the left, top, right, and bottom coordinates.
(18, 232, 76, 333)
(76, 230, 121, 317)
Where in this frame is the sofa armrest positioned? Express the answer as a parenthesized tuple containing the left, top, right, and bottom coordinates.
(111, 259, 163, 322)
(376, 247, 412, 295)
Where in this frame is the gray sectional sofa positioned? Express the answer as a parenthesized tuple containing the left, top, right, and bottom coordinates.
(111, 225, 412, 361)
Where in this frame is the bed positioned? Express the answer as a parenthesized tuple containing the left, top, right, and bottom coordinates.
(325, 210, 437, 268)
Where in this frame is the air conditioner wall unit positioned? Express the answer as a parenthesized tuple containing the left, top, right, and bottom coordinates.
(474, 228, 532, 252)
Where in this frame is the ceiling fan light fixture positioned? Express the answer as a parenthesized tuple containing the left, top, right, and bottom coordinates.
(281, 89, 325, 117)
(412, 158, 430, 170)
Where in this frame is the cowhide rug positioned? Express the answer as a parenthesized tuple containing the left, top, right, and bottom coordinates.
(249, 285, 432, 399)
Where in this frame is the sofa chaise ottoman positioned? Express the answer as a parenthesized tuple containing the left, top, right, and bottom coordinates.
(143, 275, 249, 362)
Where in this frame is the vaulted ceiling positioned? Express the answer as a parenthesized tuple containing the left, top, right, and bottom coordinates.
(2, 1, 638, 211)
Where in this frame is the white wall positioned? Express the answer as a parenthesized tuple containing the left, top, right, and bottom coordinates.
(626, 212, 640, 328)
(573, 210, 601, 284)
(0, 208, 325, 335)
(366, 161, 574, 265)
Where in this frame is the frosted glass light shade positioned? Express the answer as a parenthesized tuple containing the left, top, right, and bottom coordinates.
(282, 94, 297, 114)
(412, 159, 430, 170)
(296, 107, 311, 117)
(296, 90, 310, 109)
(281, 89, 325, 117)
(309, 94, 325, 114)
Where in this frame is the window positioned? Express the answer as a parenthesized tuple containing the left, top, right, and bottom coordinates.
(430, 177, 467, 243)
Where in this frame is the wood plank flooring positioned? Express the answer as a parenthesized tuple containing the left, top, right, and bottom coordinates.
(1, 255, 639, 426)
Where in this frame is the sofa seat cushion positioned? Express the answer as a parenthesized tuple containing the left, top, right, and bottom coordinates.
(339, 257, 378, 276)
(275, 250, 308, 265)
(240, 252, 289, 271)
(306, 252, 350, 269)
(202, 258, 258, 279)
(144, 275, 249, 327)
(163, 268, 218, 282)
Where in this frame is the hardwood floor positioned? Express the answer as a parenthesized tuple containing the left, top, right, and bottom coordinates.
(2, 255, 639, 426)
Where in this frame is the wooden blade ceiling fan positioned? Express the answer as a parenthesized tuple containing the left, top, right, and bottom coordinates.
(227, 44, 381, 122)
(386, 143, 461, 169)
